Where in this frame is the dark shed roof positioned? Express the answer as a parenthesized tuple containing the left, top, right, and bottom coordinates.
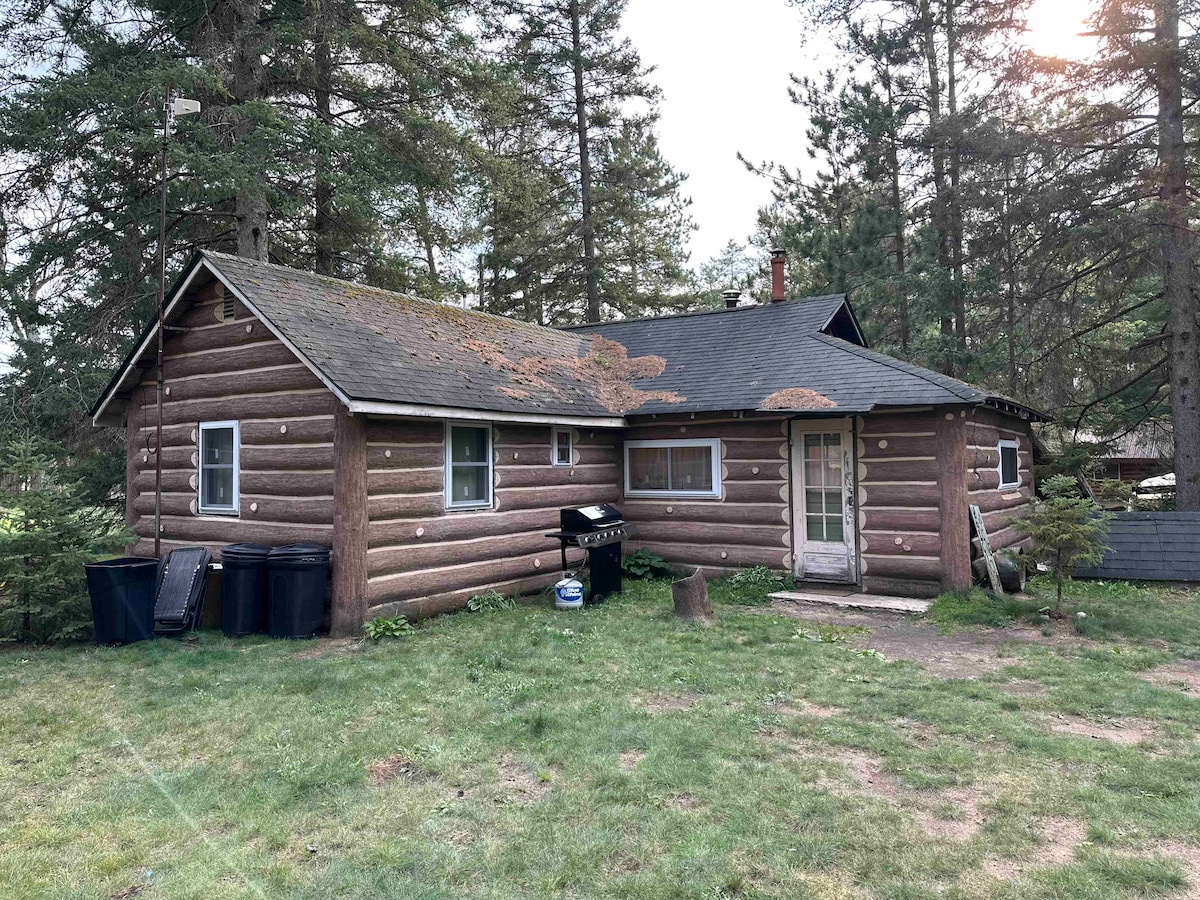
(1075, 512, 1200, 581)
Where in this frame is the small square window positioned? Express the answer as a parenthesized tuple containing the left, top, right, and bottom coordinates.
(553, 427, 573, 466)
(446, 424, 492, 509)
(998, 440, 1020, 488)
(198, 421, 239, 515)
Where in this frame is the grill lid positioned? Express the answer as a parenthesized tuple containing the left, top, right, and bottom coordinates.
(560, 503, 623, 534)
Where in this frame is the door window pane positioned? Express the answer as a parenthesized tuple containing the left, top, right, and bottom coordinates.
(800, 432, 847, 544)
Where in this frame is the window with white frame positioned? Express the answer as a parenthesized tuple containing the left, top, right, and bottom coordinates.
(552, 427, 573, 466)
(445, 423, 493, 509)
(998, 439, 1020, 488)
(624, 438, 721, 498)
(198, 421, 239, 515)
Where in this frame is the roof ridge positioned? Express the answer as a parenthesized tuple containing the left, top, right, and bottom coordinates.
(200, 250, 586, 345)
(563, 294, 847, 331)
(810, 333, 984, 403)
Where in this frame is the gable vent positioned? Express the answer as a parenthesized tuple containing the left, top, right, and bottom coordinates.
(222, 295, 236, 321)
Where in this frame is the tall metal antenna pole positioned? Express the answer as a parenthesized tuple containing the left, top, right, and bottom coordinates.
(154, 85, 171, 558)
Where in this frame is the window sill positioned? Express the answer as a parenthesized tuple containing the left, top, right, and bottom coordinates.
(624, 491, 721, 500)
(998, 482, 1021, 490)
(446, 503, 493, 512)
(197, 508, 240, 517)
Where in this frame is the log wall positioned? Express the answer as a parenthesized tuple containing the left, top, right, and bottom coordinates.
(856, 410, 945, 598)
(618, 415, 791, 577)
(366, 421, 620, 619)
(965, 407, 1036, 558)
(127, 289, 337, 556)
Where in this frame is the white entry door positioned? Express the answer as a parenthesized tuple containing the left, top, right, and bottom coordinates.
(791, 424, 857, 583)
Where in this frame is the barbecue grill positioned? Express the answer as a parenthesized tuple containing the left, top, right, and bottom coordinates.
(546, 503, 637, 603)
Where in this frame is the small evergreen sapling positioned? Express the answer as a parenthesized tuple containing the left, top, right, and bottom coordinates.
(1017, 474, 1113, 613)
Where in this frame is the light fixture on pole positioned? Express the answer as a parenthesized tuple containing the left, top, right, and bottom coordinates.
(154, 89, 201, 559)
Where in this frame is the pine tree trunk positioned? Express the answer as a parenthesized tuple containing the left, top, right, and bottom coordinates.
(569, 0, 601, 322)
(919, 0, 954, 374)
(946, 0, 967, 374)
(232, 0, 269, 261)
(884, 66, 909, 353)
(1157, 0, 1200, 509)
(313, 12, 336, 276)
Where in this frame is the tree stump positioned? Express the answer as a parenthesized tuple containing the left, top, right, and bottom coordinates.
(672, 568, 714, 623)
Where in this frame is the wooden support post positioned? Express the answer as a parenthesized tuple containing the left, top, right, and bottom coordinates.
(936, 410, 972, 592)
(331, 405, 368, 636)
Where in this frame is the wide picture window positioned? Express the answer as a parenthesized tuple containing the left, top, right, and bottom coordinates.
(198, 421, 239, 514)
(446, 424, 493, 509)
(624, 439, 720, 498)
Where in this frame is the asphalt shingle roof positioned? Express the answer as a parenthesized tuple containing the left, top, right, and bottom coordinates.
(571, 301, 993, 415)
(92, 252, 1042, 424)
(1075, 512, 1200, 581)
(205, 252, 618, 418)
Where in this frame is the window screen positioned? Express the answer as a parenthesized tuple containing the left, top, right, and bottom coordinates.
(447, 425, 492, 508)
(198, 421, 238, 514)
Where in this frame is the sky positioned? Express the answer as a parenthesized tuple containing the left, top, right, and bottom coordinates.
(622, 0, 1096, 268)
(622, 0, 837, 265)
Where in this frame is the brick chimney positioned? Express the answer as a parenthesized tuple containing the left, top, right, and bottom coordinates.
(770, 248, 787, 302)
(721, 289, 741, 309)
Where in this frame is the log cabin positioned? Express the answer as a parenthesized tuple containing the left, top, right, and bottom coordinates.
(91, 250, 1046, 633)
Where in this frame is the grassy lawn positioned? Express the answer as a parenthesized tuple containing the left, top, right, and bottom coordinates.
(4, 578, 1200, 899)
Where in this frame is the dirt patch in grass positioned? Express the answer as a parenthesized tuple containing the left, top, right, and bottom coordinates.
(819, 746, 997, 840)
(618, 749, 646, 771)
(1002, 678, 1047, 696)
(109, 887, 145, 900)
(641, 692, 702, 714)
(758, 600, 1099, 679)
(984, 817, 1088, 880)
(670, 791, 702, 810)
(368, 755, 435, 786)
(495, 755, 551, 805)
(1141, 660, 1200, 695)
(777, 699, 842, 719)
(1147, 842, 1200, 898)
(291, 638, 364, 661)
(1046, 713, 1157, 746)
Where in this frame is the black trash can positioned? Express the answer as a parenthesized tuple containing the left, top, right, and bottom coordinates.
(267, 544, 331, 638)
(221, 543, 271, 637)
(84, 557, 160, 645)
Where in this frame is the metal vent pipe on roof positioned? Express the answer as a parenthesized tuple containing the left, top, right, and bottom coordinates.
(721, 289, 741, 309)
(770, 249, 787, 302)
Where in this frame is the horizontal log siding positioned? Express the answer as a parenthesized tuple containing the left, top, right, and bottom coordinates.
(619, 416, 791, 576)
(856, 410, 944, 598)
(366, 421, 620, 618)
(128, 294, 337, 556)
(965, 408, 1035, 555)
